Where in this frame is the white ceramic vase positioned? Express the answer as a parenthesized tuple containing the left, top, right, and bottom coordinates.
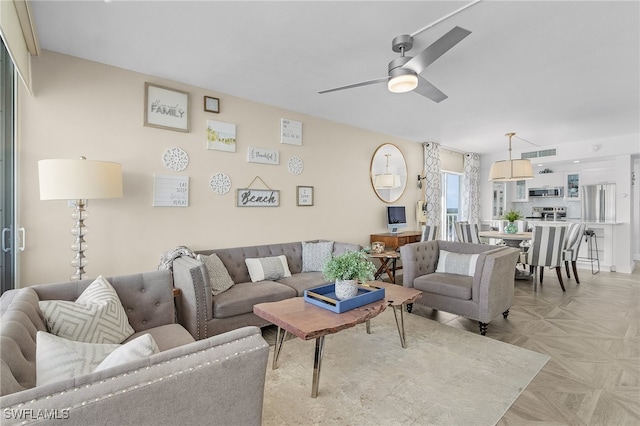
(334, 279, 358, 300)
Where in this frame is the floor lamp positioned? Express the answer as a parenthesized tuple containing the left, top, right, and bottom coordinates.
(38, 157, 123, 281)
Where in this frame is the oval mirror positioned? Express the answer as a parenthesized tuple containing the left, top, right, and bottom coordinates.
(370, 143, 407, 203)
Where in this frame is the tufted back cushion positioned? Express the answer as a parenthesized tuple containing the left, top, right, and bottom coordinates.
(30, 270, 175, 333)
(1, 288, 45, 396)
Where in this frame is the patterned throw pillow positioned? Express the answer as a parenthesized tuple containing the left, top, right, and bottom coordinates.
(197, 253, 235, 296)
(245, 255, 292, 282)
(435, 250, 480, 277)
(36, 332, 158, 387)
(302, 241, 334, 272)
(39, 275, 134, 344)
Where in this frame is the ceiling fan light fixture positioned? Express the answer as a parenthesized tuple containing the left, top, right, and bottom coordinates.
(388, 74, 418, 93)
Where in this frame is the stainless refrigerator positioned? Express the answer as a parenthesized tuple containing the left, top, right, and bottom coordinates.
(581, 184, 616, 222)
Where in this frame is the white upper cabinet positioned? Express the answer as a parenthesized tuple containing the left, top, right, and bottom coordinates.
(565, 172, 580, 201)
(529, 172, 563, 188)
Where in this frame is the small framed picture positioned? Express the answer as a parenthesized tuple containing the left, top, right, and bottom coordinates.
(204, 96, 220, 113)
(297, 186, 314, 206)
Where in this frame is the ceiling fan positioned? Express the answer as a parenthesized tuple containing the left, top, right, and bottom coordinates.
(318, 26, 471, 103)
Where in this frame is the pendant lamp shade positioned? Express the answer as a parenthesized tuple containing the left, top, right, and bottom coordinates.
(488, 133, 534, 181)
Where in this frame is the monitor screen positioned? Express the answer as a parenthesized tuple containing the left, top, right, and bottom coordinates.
(386, 205, 407, 233)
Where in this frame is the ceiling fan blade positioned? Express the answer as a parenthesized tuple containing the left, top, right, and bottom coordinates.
(318, 76, 388, 94)
(404, 26, 471, 75)
(413, 76, 448, 103)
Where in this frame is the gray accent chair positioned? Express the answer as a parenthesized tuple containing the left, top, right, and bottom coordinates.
(400, 240, 520, 335)
(1, 270, 269, 426)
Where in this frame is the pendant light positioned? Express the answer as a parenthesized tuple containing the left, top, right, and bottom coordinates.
(488, 132, 534, 181)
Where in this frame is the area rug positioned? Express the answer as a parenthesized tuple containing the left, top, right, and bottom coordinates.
(261, 309, 549, 426)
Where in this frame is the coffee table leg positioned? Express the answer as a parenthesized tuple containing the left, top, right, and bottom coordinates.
(311, 335, 325, 398)
(391, 305, 407, 348)
(366, 319, 371, 334)
(273, 326, 288, 370)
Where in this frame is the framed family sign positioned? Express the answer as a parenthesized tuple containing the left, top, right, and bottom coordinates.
(144, 82, 189, 133)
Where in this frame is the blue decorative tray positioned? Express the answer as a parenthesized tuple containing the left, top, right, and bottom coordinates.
(303, 283, 385, 313)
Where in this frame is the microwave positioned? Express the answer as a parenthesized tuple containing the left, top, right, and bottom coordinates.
(528, 187, 564, 198)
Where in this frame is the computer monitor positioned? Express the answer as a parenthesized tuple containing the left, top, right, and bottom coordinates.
(386, 205, 407, 234)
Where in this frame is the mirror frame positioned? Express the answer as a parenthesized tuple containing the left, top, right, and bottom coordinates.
(370, 143, 408, 203)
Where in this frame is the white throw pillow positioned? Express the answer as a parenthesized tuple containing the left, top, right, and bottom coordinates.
(302, 241, 334, 272)
(245, 255, 292, 282)
(39, 275, 134, 344)
(197, 253, 235, 296)
(435, 250, 480, 277)
(36, 332, 159, 387)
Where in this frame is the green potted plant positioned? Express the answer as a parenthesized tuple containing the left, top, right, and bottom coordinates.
(322, 250, 376, 300)
(503, 210, 522, 234)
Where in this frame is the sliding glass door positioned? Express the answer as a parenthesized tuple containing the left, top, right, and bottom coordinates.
(441, 172, 462, 241)
(1, 40, 17, 293)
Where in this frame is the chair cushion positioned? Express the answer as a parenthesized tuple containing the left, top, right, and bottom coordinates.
(38, 276, 134, 344)
(435, 250, 479, 277)
(36, 332, 158, 386)
(413, 273, 473, 300)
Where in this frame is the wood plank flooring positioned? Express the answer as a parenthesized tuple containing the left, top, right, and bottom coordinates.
(405, 263, 640, 425)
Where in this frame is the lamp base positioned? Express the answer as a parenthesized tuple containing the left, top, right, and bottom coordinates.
(70, 199, 89, 281)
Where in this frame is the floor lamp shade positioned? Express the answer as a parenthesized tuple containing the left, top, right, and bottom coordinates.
(38, 159, 123, 200)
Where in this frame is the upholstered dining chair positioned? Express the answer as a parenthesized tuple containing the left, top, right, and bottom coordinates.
(522, 225, 568, 291)
(420, 225, 440, 242)
(454, 221, 481, 244)
(563, 223, 587, 284)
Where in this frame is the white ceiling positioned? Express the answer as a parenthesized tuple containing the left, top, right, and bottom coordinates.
(29, 0, 640, 155)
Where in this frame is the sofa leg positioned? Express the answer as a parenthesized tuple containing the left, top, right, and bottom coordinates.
(406, 303, 413, 313)
(479, 322, 488, 335)
(502, 309, 509, 319)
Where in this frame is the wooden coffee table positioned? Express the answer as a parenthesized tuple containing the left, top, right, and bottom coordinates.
(254, 297, 385, 397)
(253, 282, 422, 397)
(362, 281, 422, 348)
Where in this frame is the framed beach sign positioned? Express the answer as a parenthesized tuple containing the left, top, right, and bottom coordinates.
(144, 83, 189, 132)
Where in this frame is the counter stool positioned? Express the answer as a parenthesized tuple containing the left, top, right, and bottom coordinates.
(580, 229, 600, 275)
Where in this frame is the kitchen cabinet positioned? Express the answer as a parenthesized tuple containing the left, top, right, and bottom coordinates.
(565, 172, 580, 201)
(530, 172, 563, 188)
(511, 180, 528, 202)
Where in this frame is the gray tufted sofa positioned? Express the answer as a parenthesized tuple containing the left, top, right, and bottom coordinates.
(0, 270, 269, 425)
(173, 240, 360, 339)
(400, 240, 520, 335)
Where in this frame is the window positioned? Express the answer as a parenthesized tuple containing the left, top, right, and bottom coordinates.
(441, 172, 462, 241)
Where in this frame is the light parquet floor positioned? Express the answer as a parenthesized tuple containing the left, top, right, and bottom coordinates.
(405, 263, 640, 426)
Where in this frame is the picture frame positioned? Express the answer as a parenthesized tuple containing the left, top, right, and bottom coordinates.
(297, 186, 314, 206)
(144, 82, 189, 133)
(204, 96, 220, 113)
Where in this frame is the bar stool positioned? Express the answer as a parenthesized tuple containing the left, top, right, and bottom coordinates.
(580, 229, 600, 275)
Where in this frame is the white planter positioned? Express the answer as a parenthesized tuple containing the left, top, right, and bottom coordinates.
(334, 279, 358, 300)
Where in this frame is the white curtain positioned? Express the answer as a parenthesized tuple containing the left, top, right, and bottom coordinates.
(423, 142, 442, 228)
(462, 153, 481, 224)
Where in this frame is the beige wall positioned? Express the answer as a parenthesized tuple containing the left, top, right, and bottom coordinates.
(18, 51, 422, 285)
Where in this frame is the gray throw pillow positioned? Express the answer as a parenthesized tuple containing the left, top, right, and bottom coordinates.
(302, 241, 334, 272)
(435, 250, 480, 277)
(197, 253, 235, 295)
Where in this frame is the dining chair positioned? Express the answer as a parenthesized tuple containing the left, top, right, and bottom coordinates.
(454, 221, 481, 244)
(563, 223, 587, 283)
(420, 225, 440, 242)
(523, 225, 568, 291)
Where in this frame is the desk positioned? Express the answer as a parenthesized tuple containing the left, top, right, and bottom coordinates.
(370, 231, 421, 251)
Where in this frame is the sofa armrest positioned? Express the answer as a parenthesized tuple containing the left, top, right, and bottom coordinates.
(172, 256, 213, 340)
(0, 326, 269, 426)
(475, 247, 520, 322)
(399, 241, 439, 288)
